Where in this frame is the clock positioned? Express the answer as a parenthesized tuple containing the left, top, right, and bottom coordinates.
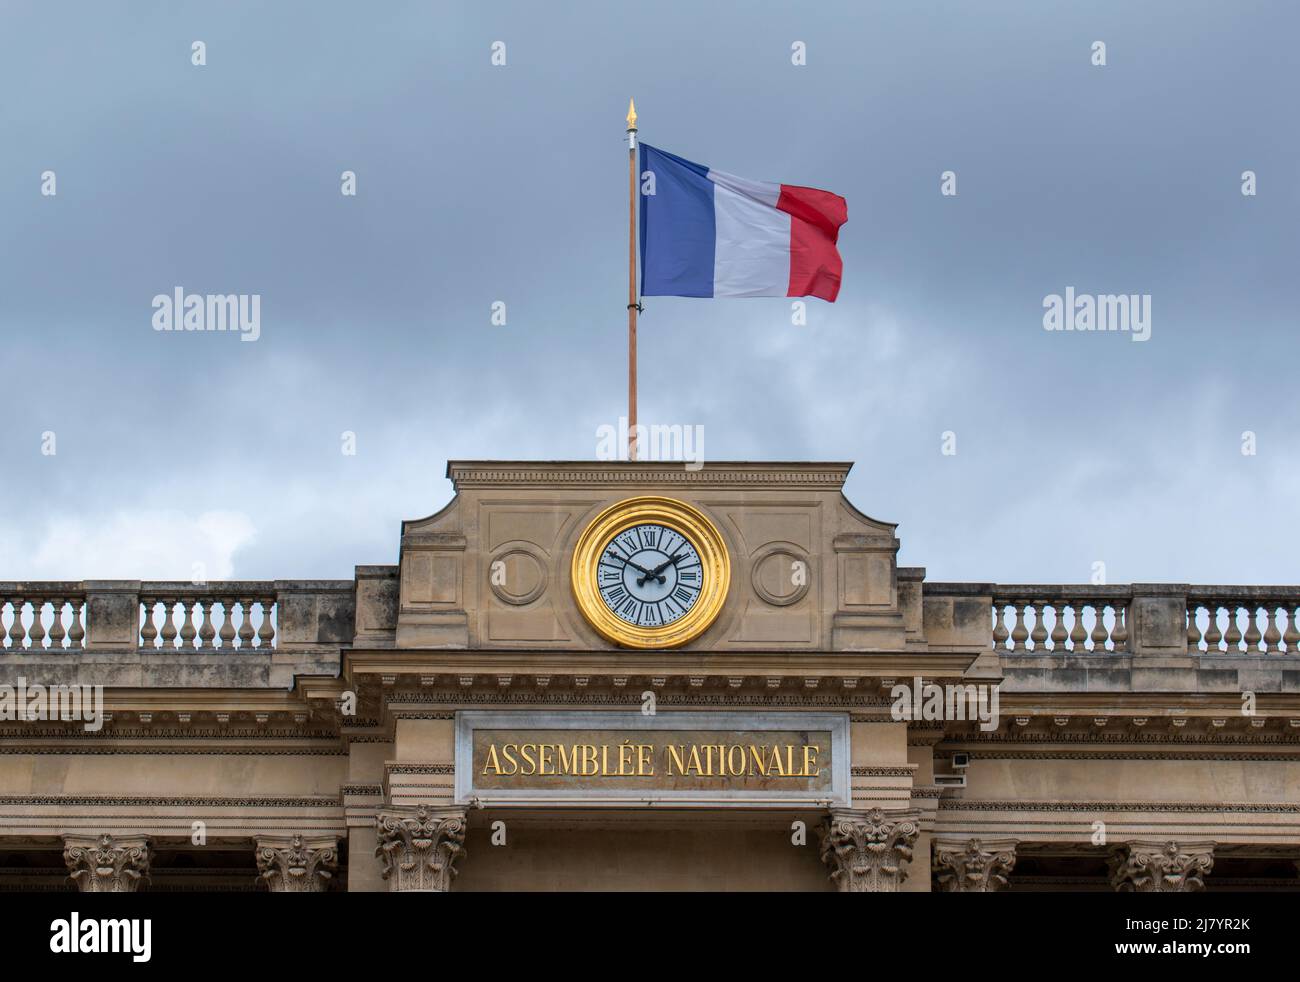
(571, 496, 730, 649)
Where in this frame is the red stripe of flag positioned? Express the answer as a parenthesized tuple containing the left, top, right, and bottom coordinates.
(777, 184, 848, 302)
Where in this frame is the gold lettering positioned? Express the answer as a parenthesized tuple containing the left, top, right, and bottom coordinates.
(727, 744, 746, 776)
(482, 743, 503, 776)
(557, 744, 576, 775)
(749, 744, 768, 776)
(769, 744, 786, 776)
(637, 743, 654, 776)
(686, 744, 704, 776)
(581, 744, 598, 776)
(803, 745, 820, 777)
(665, 744, 686, 776)
(519, 743, 536, 776)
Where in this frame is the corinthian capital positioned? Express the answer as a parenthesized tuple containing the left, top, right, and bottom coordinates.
(1110, 840, 1215, 892)
(818, 808, 920, 892)
(933, 837, 1018, 892)
(63, 834, 151, 893)
(375, 805, 467, 892)
(256, 834, 339, 892)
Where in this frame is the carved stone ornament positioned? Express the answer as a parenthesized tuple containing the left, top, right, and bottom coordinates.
(375, 805, 467, 892)
(1110, 840, 1215, 892)
(933, 837, 1018, 892)
(256, 833, 339, 892)
(63, 834, 151, 893)
(818, 808, 920, 892)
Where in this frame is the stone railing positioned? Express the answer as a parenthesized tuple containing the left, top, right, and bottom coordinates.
(988, 584, 1300, 657)
(139, 583, 277, 651)
(0, 583, 87, 651)
(0, 580, 355, 652)
(992, 587, 1132, 653)
(1186, 587, 1300, 655)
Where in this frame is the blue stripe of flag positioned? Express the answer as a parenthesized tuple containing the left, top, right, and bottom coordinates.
(639, 143, 715, 298)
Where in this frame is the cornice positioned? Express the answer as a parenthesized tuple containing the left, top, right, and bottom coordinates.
(344, 649, 978, 680)
(445, 460, 853, 491)
(0, 794, 340, 807)
(940, 800, 1300, 814)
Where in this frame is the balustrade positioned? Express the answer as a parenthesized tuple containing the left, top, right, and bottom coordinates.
(0, 585, 87, 651)
(138, 584, 277, 651)
(992, 592, 1130, 653)
(1186, 593, 1299, 654)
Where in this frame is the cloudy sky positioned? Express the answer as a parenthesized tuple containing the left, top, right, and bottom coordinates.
(1, 1, 1295, 586)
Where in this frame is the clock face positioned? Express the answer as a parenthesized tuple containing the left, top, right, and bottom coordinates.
(571, 496, 730, 649)
(596, 523, 703, 627)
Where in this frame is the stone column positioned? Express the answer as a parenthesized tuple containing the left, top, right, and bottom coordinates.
(63, 834, 151, 892)
(375, 805, 467, 892)
(1110, 840, 1215, 892)
(255, 834, 339, 892)
(933, 837, 1018, 892)
(818, 808, 920, 892)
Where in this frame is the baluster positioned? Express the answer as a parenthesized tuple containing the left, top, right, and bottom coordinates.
(197, 599, 216, 649)
(1243, 605, 1262, 652)
(1068, 601, 1087, 651)
(139, 600, 158, 649)
(178, 600, 197, 649)
(28, 601, 48, 649)
(992, 604, 1009, 650)
(1203, 604, 1223, 653)
(8, 600, 27, 649)
(48, 598, 66, 650)
(1112, 604, 1129, 651)
(1263, 606, 1282, 653)
(1186, 603, 1203, 652)
(1029, 602, 1048, 650)
(218, 600, 236, 650)
(1284, 606, 1300, 654)
(1010, 603, 1029, 652)
(1049, 604, 1068, 650)
(67, 601, 85, 648)
(1223, 605, 1243, 652)
(237, 599, 256, 649)
(1090, 603, 1109, 651)
(257, 599, 276, 649)
(159, 600, 178, 649)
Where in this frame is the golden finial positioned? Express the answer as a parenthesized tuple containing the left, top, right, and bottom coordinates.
(626, 98, 637, 131)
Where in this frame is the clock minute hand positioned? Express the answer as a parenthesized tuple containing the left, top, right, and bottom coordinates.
(608, 549, 658, 578)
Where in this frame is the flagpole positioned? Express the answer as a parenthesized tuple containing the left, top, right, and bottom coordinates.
(626, 98, 639, 461)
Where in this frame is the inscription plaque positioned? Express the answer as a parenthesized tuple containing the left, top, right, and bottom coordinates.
(455, 711, 850, 807)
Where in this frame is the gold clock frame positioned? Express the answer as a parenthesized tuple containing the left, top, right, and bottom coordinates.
(571, 496, 730, 649)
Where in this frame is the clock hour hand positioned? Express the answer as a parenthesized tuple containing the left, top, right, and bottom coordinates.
(648, 551, 687, 578)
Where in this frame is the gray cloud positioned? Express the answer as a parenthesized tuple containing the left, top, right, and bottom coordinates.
(1, 1, 1296, 585)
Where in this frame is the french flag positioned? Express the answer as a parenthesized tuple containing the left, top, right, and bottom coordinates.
(639, 144, 847, 302)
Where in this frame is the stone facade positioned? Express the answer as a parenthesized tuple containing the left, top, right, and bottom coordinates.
(0, 460, 1298, 892)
